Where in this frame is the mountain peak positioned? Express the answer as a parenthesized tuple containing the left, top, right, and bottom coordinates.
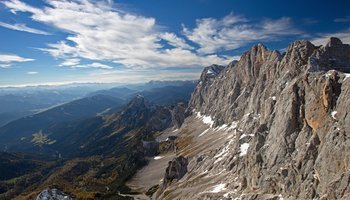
(200, 64, 225, 81)
(326, 37, 343, 47)
(286, 40, 315, 58)
(164, 37, 350, 199)
(309, 37, 350, 73)
(253, 43, 268, 52)
(128, 94, 148, 106)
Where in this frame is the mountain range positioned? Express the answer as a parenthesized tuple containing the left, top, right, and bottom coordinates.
(1, 38, 350, 199)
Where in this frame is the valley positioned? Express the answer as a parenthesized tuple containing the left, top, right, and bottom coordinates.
(0, 81, 195, 199)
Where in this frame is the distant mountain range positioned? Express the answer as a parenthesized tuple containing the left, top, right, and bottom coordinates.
(0, 80, 195, 127)
(0, 81, 195, 155)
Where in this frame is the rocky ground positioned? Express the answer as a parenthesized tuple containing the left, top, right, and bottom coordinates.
(126, 153, 175, 194)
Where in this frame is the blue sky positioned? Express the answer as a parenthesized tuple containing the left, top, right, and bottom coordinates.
(0, 0, 349, 87)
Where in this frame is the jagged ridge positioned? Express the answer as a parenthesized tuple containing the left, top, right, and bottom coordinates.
(157, 37, 350, 199)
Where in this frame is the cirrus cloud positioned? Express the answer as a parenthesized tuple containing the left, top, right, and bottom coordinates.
(59, 58, 80, 67)
(0, 21, 50, 35)
(1, 0, 249, 69)
(72, 62, 113, 69)
(0, 53, 34, 68)
(2, 0, 230, 68)
(2, 0, 304, 71)
(182, 14, 303, 54)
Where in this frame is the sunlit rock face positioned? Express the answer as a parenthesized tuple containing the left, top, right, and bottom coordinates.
(156, 38, 350, 199)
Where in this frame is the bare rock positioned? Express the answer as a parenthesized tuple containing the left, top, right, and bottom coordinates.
(158, 37, 350, 199)
(36, 188, 72, 200)
(171, 102, 187, 128)
(162, 156, 188, 189)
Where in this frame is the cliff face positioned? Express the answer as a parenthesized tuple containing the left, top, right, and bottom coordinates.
(157, 38, 350, 199)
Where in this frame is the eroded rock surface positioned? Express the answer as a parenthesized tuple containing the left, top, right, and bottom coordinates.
(36, 188, 72, 200)
(157, 38, 350, 199)
(162, 156, 188, 189)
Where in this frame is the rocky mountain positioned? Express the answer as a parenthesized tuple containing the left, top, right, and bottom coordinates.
(88, 87, 137, 100)
(0, 92, 79, 127)
(2, 37, 350, 200)
(0, 83, 121, 127)
(0, 94, 188, 199)
(0, 94, 125, 154)
(0, 81, 194, 127)
(137, 82, 196, 106)
(36, 188, 73, 200)
(146, 37, 350, 199)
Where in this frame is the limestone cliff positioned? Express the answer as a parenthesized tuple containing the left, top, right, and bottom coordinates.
(157, 38, 350, 199)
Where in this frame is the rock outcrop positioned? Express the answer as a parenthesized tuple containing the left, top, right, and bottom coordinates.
(157, 38, 350, 199)
(171, 102, 187, 128)
(162, 156, 188, 189)
(36, 188, 72, 200)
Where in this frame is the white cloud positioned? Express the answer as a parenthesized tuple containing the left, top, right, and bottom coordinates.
(59, 59, 113, 69)
(1, 0, 302, 72)
(72, 62, 113, 69)
(183, 15, 303, 54)
(27, 71, 38, 75)
(311, 29, 350, 46)
(0, 53, 34, 68)
(159, 32, 193, 49)
(2, 0, 41, 14)
(0, 21, 50, 35)
(0, 64, 12, 68)
(59, 58, 80, 66)
(87, 62, 113, 69)
(2, 0, 230, 68)
(0, 54, 34, 63)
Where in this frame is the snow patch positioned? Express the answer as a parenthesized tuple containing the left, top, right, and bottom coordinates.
(228, 121, 238, 130)
(216, 124, 228, 131)
(207, 69, 214, 74)
(239, 133, 254, 139)
(154, 156, 164, 160)
(196, 112, 214, 127)
(210, 183, 226, 193)
(271, 96, 276, 101)
(326, 70, 336, 78)
(331, 111, 337, 119)
(239, 143, 250, 157)
(344, 73, 350, 80)
(198, 129, 209, 137)
(202, 115, 214, 126)
(172, 129, 178, 132)
(278, 194, 284, 200)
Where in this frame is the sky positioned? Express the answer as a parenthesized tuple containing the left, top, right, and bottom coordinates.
(0, 0, 349, 87)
